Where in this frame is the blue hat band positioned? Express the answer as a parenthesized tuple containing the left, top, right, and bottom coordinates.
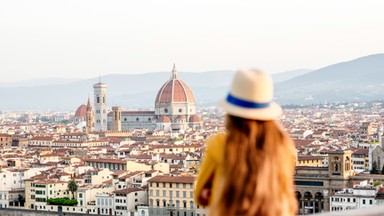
(226, 94, 271, 109)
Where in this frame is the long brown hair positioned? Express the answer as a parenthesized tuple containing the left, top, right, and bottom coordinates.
(213, 115, 297, 216)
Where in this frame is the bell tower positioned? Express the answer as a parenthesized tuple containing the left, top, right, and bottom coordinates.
(86, 96, 94, 133)
(328, 150, 353, 191)
(112, 106, 122, 132)
(93, 81, 108, 131)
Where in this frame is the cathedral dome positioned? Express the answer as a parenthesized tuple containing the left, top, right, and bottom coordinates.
(189, 114, 201, 122)
(157, 115, 172, 123)
(75, 105, 87, 118)
(155, 65, 195, 104)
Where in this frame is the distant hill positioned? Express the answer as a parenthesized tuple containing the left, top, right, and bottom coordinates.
(272, 69, 312, 83)
(275, 54, 384, 104)
(10, 51, 384, 110)
(2, 52, 383, 111)
(0, 69, 309, 111)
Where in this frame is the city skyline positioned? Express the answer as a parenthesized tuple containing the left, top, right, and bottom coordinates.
(1, 0, 384, 82)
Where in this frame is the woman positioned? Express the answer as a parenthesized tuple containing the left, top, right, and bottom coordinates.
(194, 69, 297, 216)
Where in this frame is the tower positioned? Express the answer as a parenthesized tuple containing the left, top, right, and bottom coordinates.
(86, 96, 94, 133)
(328, 150, 353, 191)
(93, 82, 108, 131)
(112, 106, 122, 132)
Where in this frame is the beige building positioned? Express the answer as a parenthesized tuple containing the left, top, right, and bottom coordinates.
(91, 169, 114, 186)
(297, 155, 325, 167)
(147, 175, 204, 216)
(25, 178, 69, 210)
(0, 133, 13, 148)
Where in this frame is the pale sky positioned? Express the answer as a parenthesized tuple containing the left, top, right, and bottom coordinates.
(1, 0, 383, 82)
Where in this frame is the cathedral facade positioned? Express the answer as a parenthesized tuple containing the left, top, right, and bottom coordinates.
(77, 65, 202, 132)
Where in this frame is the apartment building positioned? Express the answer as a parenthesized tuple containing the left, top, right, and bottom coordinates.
(0, 133, 13, 148)
(147, 175, 200, 216)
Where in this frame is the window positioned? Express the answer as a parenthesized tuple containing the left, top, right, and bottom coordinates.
(79, 193, 83, 198)
(183, 191, 187, 198)
(363, 199, 366, 205)
(97, 97, 100, 103)
(176, 191, 180, 197)
(190, 192, 193, 198)
(170, 183, 172, 188)
(183, 183, 186, 188)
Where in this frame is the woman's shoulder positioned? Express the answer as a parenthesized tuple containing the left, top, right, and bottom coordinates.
(206, 133, 227, 146)
(205, 133, 227, 161)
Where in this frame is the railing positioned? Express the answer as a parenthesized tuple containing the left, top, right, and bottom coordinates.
(315, 206, 384, 216)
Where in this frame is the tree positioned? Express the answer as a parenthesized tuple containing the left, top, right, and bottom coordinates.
(18, 194, 25, 206)
(371, 161, 378, 174)
(67, 179, 78, 199)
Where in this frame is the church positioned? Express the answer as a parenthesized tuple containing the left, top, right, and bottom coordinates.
(74, 65, 202, 132)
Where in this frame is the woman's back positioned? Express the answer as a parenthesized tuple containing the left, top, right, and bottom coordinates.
(194, 69, 298, 216)
(212, 117, 297, 216)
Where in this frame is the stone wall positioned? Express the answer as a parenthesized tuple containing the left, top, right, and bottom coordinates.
(0, 209, 87, 216)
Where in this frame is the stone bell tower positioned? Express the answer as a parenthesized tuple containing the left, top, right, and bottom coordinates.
(328, 150, 353, 191)
(93, 81, 108, 131)
(85, 96, 94, 133)
(111, 106, 122, 132)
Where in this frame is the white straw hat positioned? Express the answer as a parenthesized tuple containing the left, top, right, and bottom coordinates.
(219, 69, 282, 120)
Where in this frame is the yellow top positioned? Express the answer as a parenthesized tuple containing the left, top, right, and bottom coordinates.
(194, 133, 226, 207)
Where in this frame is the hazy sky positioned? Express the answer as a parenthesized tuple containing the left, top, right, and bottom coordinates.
(1, 0, 383, 82)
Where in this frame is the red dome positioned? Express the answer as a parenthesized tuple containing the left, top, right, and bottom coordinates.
(189, 115, 201, 122)
(157, 116, 172, 123)
(155, 79, 195, 104)
(75, 105, 87, 118)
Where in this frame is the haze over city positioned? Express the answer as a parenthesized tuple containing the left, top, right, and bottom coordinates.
(1, 0, 384, 82)
(2, 1, 384, 216)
